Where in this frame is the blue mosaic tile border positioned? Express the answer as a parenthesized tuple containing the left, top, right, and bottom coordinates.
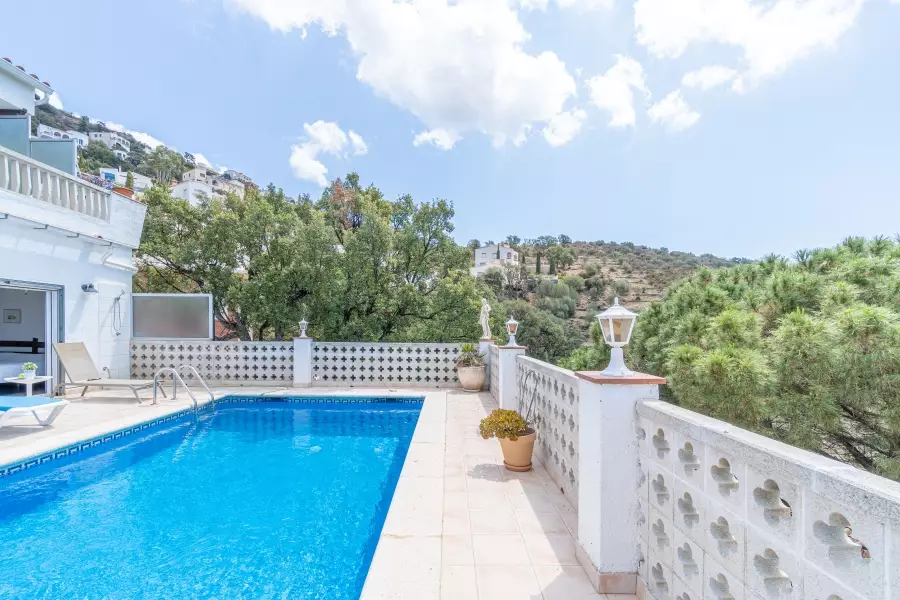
(0, 394, 424, 479)
(220, 395, 424, 404)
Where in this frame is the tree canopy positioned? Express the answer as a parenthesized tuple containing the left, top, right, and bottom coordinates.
(630, 236, 900, 478)
(135, 175, 481, 343)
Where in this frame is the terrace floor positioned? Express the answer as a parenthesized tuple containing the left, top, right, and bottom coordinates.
(0, 386, 635, 600)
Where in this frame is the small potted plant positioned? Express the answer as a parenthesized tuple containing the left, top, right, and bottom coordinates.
(456, 343, 486, 392)
(21, 362, 38, 380)
(479, 408, 536, 472)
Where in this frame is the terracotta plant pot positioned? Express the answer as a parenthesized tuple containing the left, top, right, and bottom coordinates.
(457, 366, 486, 392)
(499, 430, 536, 472)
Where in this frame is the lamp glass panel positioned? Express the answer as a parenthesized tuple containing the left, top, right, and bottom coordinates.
(507, 321, 518, 335)
(599, 318, 612, 344)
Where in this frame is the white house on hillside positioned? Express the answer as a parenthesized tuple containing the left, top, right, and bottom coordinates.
(0, 59, 146, 395)
(173, 167, 245, 205)
(98, 167, 152, 194)
(89, 131, 130, 159)
(36, 124, 88, 148)
(470, 243, 520, 277)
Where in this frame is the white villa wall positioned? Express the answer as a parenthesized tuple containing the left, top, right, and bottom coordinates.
(636, 399, 900, 600)
(131, 341, 294, 385)
(0, 221, 136, 380)
(313, 342, 462, 388)
(516, 355, 580, 507)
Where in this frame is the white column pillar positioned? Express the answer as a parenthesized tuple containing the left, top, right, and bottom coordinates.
(293, 337, 314, 387)
(495, 345, 526, 410)
(575, 370, 665, 595)
(478, 339, 494, 392)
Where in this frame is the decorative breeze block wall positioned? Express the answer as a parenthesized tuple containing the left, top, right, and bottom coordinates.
(489, 344, 500, 400)
(130, 341, 293, 384)
(516, 355, 580, 508)
(312, 342, 462, 388)
(636, 399, 900, 600)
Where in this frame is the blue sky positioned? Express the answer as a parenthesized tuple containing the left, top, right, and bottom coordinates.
(4, 0, 899, 259)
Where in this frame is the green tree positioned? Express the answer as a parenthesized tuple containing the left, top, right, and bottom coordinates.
(125, 171, 135, 190)
(136, 175, 482, 344)
(630, 236, 900, 478)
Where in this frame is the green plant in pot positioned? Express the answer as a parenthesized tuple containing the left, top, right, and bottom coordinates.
(456, 343, 486, 392)
(479, 408, 536, 472)
(21, 361, 38, 380)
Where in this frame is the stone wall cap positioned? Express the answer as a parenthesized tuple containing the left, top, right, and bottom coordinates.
(498, 345, 528, 350)
(575, 371, 666, 385)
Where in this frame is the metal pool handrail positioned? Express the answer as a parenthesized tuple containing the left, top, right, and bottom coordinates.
(151, 366, 213, 412)
(174, 364, 214, 408)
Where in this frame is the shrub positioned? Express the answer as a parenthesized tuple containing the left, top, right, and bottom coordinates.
(480, 409, 531, 440)
(561, 275, 585, 292)
(456, 343, 485, 367)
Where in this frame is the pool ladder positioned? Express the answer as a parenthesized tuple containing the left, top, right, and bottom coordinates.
(152, 366, 214, 412)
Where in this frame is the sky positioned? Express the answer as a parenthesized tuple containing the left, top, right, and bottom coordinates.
(3, 0, 900, 259)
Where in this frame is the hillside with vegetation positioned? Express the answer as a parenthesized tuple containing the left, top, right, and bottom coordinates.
(473, 235, 747, 363)
(628, 237, 900, 478)
(33, 104, 194, 183)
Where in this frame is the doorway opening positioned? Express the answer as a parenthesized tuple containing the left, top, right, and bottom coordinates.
(0, 281, 63, 397)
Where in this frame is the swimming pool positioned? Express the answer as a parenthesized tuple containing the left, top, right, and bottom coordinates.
(0, 398, 422, 599)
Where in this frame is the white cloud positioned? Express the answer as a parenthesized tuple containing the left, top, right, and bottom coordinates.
(128, 130, 167, 149)
(48, 92, 64, 110)
(231, 0, 576, 148)
(413, 128, 460, 151)
(94, 119, 168, 150)
(348, 130, 368, 155)
(585, 55, 649, 128)
(635, 0, 865, 89)
(542, 108, 587, 146)
(193, 153, 212, 167)
(289, 120, 366, 186)
(647, 90, 700, 133)
(681, 66, 737, 90)
(518, 0, 613, 10)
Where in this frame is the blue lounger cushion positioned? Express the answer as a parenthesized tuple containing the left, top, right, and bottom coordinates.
(0, 397, 61, 411)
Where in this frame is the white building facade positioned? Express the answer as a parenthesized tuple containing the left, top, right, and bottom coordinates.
(89, 131, 130, 159)
(36, 124, 88, 148)
(0, 63, 147, 391)
(470, 243, 521, 277)
(98, 167, 152, 193)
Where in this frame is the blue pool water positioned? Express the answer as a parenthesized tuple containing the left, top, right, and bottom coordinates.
(0, 399, 422, 599)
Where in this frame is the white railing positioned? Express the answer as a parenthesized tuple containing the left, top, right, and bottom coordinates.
(516, 355, 581, 508)
(636, 399, 900, 600)
(131, 340, 293, 384)
(0, 145, 110, 221)
(313, 342, 462, 388)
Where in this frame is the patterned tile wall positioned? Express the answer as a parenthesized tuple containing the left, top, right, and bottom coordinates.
(312, 342, 462, 388)
(516, 355, 580, 508)
(489, 344, 500, 401)
(636, 400, 898, 600)
(130, 341, 293, 384)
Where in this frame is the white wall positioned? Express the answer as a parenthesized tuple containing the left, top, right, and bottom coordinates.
(171, 181, 213, 205)
(0, 220, 135, 380)
(0, 69, 40, 114)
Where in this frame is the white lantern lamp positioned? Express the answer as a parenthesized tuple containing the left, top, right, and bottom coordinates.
(299, 317, 309, 338)
(596, 297, 637, 377)
(505, 315, 520, 347)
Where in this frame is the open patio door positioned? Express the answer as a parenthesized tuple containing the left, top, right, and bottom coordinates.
(0, 279, 63, 397)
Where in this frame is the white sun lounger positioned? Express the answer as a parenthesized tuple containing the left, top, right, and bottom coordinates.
(53, 342, 167, 403)
(0, 396, 69, 429)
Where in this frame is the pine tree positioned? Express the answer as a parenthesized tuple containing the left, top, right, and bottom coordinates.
(535, 253, 541, 274)
(125, 171, 135, 190)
